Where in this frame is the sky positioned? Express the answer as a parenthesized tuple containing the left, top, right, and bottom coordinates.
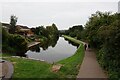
(0, 0, 119, 30)
(118, 1, 120, 13)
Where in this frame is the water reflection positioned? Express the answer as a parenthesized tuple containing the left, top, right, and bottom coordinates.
(16, 36, 79, 61)
(26, 37, 77, 63)
(29, 36, 59, 52)
(29, 45, 41, 52)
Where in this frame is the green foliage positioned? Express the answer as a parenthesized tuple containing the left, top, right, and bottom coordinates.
(84, 11, 120, 79)
(2, 27, 9, 43)
(9, 15, 18, 34)
(65, 25, 84, 39)
(85, 11, 115, 48)
(33, 23, 59, 40)
(8, 34, 28, 52)
(58, 35, 85, 78)
(2, 36, 84, 79)
(32, 23, 59, 50)
(69, 32, 76, 37)
(2, 27, 28, 54)
(46, 23, 59, 38)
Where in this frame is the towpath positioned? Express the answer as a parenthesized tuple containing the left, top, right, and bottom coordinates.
(77, 44, 108, 79)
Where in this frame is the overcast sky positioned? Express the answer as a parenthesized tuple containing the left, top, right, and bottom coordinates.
(0, 0, 119, 30)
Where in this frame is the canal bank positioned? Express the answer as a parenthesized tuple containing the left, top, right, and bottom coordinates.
(2, 35, 85, 78)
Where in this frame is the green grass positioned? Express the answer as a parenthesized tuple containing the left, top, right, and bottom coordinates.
(2, 35, 85, 79)
(62, 35, 84, 44)
(57, 35, 85, 78)
(4, 57, 59, 79)
(0, 53, 13, 57)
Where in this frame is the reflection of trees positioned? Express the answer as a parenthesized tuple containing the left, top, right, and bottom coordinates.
(41, 36, 59, 50)
(29, 36, 59, 52)
(51, 36, 59, 47)
(29, 23, 59, 51)
(29, 45, 41, 52)
(16, 50, 27, 57)
(29, 23, 59, 52)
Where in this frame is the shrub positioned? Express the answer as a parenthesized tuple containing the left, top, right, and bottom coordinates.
(2, 28, 28, 55)
(8, 34, 28, 52)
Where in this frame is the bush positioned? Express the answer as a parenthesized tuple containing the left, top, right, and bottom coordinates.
(85, 12, 120, 79)
(8, 34, 28, 52)
(69, 32, 76, 37)
(2, 28, 28, 55)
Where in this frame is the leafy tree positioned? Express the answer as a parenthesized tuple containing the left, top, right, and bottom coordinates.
(2, 27, 28, 55)
(46, 23, 59, 38)
(85, 11, 112, 48)
(84, 11, 120, 79)
(66, 25, 84, 38)
(9, 15, 18, 34)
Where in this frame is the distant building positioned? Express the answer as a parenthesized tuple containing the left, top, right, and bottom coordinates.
(18, 28, 34, 37)
(16, 25, 34, 37)
(2, 22, 34, 37)
(118, 1, 120, 13)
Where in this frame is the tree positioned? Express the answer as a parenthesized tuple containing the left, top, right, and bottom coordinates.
(84, 11, 120, 79)
(9, 15, 18, 34)
(85, 11, 112, 48)
(66, 25, 84, 38)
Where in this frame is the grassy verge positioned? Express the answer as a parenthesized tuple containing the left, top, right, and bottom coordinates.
(2, 35, 85, 79)
(3, 57, 59, 79)
(62, 35, 83, 44)
(57, 35, 85, 78)
(1, 53, 13, 57)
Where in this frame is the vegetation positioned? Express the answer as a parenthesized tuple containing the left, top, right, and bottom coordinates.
(83, 11, 120, 79)
(1, 35, 84, 79)
(31, 23, 59, 50)
(2, 11, 119, 79)
(60, 11, 120, 79)
(31, 23, 59, 39)
(62, 25, 84, 40)
(3, 57, 59, 79)
(9, 15, 18, 34)
(2, 15, 59, 56)
(57, 35, 85, 78)
(2, 27, 28, 55)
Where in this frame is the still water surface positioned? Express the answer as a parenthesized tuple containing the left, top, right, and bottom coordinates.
(26, 37, 77, 63)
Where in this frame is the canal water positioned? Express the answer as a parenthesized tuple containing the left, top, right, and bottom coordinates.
(25, 37, 78, 63)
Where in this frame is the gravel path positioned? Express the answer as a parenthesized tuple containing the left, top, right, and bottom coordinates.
(77, 48, 108, 79)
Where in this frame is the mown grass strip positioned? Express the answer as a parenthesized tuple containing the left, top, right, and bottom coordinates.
(4, 57, 59, 78)
(57, 35, 85, 78)
(62, 35, 85, 44)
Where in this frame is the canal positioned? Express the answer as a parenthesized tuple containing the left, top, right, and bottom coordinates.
(25, 37, 78, 63)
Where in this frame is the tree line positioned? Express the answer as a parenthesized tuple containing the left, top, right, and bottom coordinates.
(2, 15, 59, 56)
(84, 11, 120, 79)
(62, 11, 120, 79)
